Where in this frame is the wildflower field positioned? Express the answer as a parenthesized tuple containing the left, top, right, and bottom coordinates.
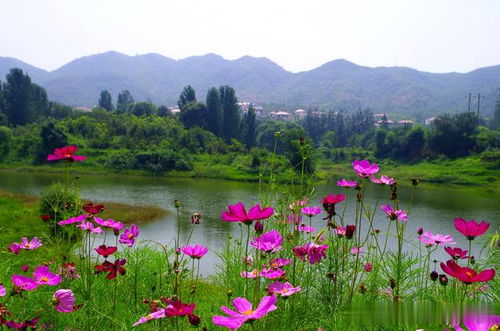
(0, 146, 498, 331)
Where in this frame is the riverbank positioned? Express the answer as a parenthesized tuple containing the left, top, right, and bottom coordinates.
(2, 154, 499, 190)
(0, 189, 168, 225)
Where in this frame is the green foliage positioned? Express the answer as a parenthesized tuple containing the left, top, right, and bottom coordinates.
(206, 87, 222, 136)
(179, 102, 209, 129)
(98, 90, 114, 111)
(39, 183, 80, 235)
(178, 85, 196, 109)
(116, 90, 134, 113)
(493, 87, 500, 130)
(132, 102, 156, 116)
(428, 113, 478, 158)
(38, 122, 68, 163)
(220, 85, 240, 142)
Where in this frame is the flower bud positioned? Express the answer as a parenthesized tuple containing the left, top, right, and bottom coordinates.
(113, 228, 120, 236)
(430, 271, 438, 281)
(188, 313, 201, 326)
(226, 289, 233, 297)
(326, 272, 336, 282)
(364, 262, 373, 272)
(411, 178, 419, 186)
(470, 256, 475, 265)
(174, 200, 181, 208)
(21, 264, 29, 273)
(417, 227, 424, 235)
(345, 225, 356, 239)
(389, 278, 396, 289)
(254, 221, 264, 234)
(439, 274, 448, 286)
(191, 212, 201, 224)
(359, 283, 367, 294)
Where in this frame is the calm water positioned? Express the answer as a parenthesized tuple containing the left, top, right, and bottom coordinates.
(0, 170, 498, 275)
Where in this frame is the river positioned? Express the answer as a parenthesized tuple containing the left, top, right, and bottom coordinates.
(0, 170, 498, 275)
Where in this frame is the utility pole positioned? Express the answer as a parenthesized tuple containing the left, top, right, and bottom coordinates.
(466, 93, 471, 112)
(474, 93, 485, 117)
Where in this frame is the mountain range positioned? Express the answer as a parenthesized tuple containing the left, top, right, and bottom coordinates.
(1, 51, 499, 119)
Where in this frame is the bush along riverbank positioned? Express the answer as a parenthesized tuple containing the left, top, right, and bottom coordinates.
(0, 146, 498, 330)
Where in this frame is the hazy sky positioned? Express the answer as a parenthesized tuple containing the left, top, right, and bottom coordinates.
(0, 0, 499, 73)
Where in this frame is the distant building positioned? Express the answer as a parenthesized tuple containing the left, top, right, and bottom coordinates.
(294, 109, 306, 120)
(170, 107, 181, 114)
(375, 119, 394, 127)
(270, 111, 291, 121)
(73, 106, 92, 112)
(374, 113, 386, 118)
(425, 117, 436, 125)
(397, 120, 415, 126)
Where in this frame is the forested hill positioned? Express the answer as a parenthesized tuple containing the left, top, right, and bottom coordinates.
(1, 51, 500, 118)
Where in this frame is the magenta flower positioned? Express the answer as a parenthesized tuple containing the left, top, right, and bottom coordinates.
(94, 217, 124, 230)
(181, 244, 209, 259)
(370, 175, 395, 185)
(133, 309, 166, 327)
(20, 237, 42, 250)
(444, 246, 470, 260)
(58, 214, 89, 226)
(350, 246, 364, 255)
(47, 145, 86, 162)
(380, 205, 408, 221)
(119, 224, 140, 247)
(298, 224, 315, 233)
(53, 289, 76, 313)
(450, 314, 500, 331)
(301, 206, 322, 217)
(287, 214, 303, 224)
(418, 231, 455, 247)
(321, 193, 345, 205)
(76, 222, 103, 234)
(8, 242, 21, 254)
(269, 258, 292, 269)
(250, 230, 283, 253)
(454, 218, 489, 240)
(364, 262, 373, 272)
(0, 283, 6, 296)
(164, 300, 196, 317)
(221, 202, 274, 225)
(268, 281, 301, 297)
(441, 260, 496, 284)
(334, 226, 346, 237)
(95, 245, 118, 258)
(12, 274, 37, 291)
(352, 159, 379, 178)
(240, 269, 260, 278)
(288, 199, 308, 210)
(337, 178, 358, 187)
(33, 265, 62, 286)
(212, 295, 278, 330)
(306, 242, 329, 264)
(261, 268, 285, 279)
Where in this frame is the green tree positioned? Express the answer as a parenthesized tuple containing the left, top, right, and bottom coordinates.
(428, 113, 478, 158)
(179, 102, 209, 129)
(206, 87, 222, 136)
(492, 88, 500, 130)
(220, 85, 240, 141)
(98, 90, 114, 111)
(132, 102, 157, 116)
(38, 122, 68, 163)
(30, 83, 49, 118)
(116, 90, 134, 113)
(178, 85, 196, 109)
(3, 68, 34, 126)
(157, 105, 171, 117)
(241, 104, 256, 148)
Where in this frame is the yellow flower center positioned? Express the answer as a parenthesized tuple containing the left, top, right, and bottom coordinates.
(64, 154, 71, 158)
(25, 244, 31, 248)
(128, 234, 134, 239)
(243, 310, 253, 316)
(41, 276, 49, 283)
(465, 271, 474, 278)
(281, 289, 288, 293)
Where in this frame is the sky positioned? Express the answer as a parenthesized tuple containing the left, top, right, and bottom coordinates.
(0, 0, 499, 73)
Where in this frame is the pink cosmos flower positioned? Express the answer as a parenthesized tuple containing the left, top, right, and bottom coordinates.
(47, 145, 86, 162)
(95, 245, 118, 258)
(250, 230, 282, 253)
(133, 309, 166, 327)
(164, 300, 196, 317)
(12, 274, 37, 291)
(301, 206, 322, 217)
(76, 222, 103, 234)
(60, 262, 80, 279)
(350, 246, 364, 255)
(352, 159, 379, 178)
(298, 224, 315, 233)
(288, 199, 308, 210)
(0, 283, 6, 297)
(449, 314, 500, 331)
(82, 202, 105, 214)
(181, 244, 209, 259)
(240, 270, 260, 278)
(94, 217, 124, 230)
(364, 262, 373, 272)
(380, 205, 408, 221)
(418, 231, 455, 247)
(321, 194, 345, 205)
(441, 260, 496, 284)
(306, 242, 329, 264)
(212, 295, 278, 330)
(33, 265, 62, 286)
(268, 281, 301, 297)
(337, 178, 358, 187)
(119, 224, 140, 247)
(370, 175, 395, 185)
(8, 243, 21, 254)
(269, 258, 292, 269)
(58, 214, 89, 226)
(292, 245, 309, 261)
(444, 247, 470, 260)
(53, 289, 76, 313)
(261, 268, 285, 279)
(4, 317, 40, 330)
(221, 202, 274, 225)
(20, 237, 42, 250)
(454, 218, 490, 240)
(334, 226, 346, 237)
